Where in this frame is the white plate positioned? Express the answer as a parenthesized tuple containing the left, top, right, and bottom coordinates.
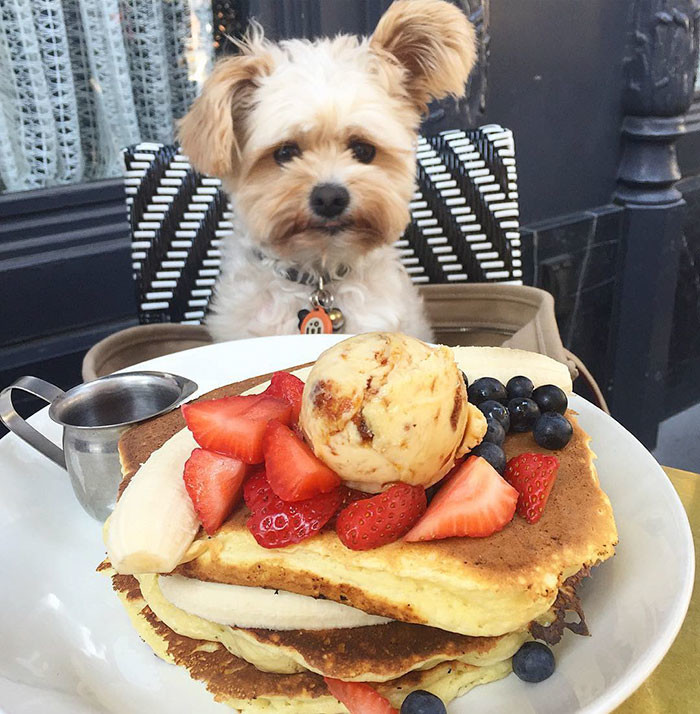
(0, 335, 694, 714)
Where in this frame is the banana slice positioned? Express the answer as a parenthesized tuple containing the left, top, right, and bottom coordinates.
(451, 346, 572, 394)
(158, 574, 392, 630)
(106, 428, 200, 574)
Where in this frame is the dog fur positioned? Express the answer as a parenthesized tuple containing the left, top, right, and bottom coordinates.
(179, 0, 476, 342)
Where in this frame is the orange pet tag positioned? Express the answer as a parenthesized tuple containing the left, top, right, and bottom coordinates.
(300, 307, 333, 334)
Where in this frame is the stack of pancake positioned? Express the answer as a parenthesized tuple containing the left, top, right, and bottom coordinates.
(100, 362, 617, 713)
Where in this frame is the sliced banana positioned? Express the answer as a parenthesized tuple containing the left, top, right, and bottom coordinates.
(158, 574, 392, 630)
(106, 428, 201, 574)
(451, 346, 572, 394)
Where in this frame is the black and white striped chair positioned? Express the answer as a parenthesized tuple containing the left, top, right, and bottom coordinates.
(124, 125, 523, 325)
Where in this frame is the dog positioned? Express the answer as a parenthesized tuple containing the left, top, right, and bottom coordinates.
(178, 0, 475, 342)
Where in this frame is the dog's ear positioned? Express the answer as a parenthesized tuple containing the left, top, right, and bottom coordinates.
(178, 44, 271, 177)
(370, 0, 476, 112)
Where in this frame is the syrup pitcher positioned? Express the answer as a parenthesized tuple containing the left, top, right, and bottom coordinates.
(0, 372, 197, 521)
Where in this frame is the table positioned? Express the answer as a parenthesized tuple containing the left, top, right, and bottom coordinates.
(615, 467, 698, 713)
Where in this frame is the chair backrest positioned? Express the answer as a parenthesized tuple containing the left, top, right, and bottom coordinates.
(124, 126, 522, 324)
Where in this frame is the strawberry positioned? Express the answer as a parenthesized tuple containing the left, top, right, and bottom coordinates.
(182, 394, 292, 464)
(242, 466, 269, 511)
(244, 470, 344, 548)
(264, 371, 305, 422)
(263, 420, 341, 501)
(337, 486, 373, 510)
(183, 448, 248, 535)
(323, 678, 397, 714)
(404, 456, 517, 542)
(326, 487, 372, 528)
(504, 452, 559, 524)
(335, 483, 427, 551)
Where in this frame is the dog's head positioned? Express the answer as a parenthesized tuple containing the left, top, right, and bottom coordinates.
(179, 0, 475, 266)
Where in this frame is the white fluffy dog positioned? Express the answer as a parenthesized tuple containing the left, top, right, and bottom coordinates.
(178, 0, 475, 342)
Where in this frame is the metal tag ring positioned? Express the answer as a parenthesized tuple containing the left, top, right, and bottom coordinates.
(310, 289, 333, 309)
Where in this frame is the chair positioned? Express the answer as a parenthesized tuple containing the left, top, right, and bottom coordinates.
(124, 126, 523, 325)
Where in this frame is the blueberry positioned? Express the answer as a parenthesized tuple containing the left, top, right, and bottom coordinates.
(467, 377, 507, 406)
(532, 384, 568, 415)
(533, 412, 573, 450)
(461, 371, 469, 389)
(478, 399, 511, 432)
(512, 641, 555, 683)
(471, 441, 506, 474)
(506, 375, 534, 400)
(483, 417, 506, 446)
(400, 690, 447, 714)
(508, 397, 540, 432)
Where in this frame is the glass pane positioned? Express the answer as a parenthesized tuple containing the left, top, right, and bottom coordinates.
(0, 0, 213, 194)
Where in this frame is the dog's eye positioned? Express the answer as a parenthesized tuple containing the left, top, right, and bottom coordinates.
(349, 140, 376, 164)
(274, 142, 301, 165)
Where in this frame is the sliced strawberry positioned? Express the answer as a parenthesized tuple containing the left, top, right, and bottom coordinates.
(183, 448, 248, 535)
(245, 470, 344, 548)
(325, 487, 372, 529)
(264, 371, 305, 422)
(404, 456, 517, 542)
(338, 487, 373, 509)
(242, 466, 268, 510)
(182, 394, 292, 463)
(504, 452, 559, 524)
(263, 420, 340, 501)
(324, 678, 397, 714)
(336, 483, 427, 551)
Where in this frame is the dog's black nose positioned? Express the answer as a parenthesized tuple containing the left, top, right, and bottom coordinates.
(310, 183, 349, 218)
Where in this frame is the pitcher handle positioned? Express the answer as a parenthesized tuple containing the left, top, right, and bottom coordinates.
(0, 376, 66, 469)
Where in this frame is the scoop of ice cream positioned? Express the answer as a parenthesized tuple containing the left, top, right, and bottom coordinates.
(461, 403, 487, 453)
(299, 333, 470, 492)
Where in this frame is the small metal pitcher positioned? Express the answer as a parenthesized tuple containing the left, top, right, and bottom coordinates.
(0, 371, 197, 522)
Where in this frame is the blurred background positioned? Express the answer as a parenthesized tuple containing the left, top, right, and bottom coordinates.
(1, 0, 699, 467)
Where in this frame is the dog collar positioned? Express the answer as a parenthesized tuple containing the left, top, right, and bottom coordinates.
(252, 249, 347, 334)
(252, 249, 351, 287)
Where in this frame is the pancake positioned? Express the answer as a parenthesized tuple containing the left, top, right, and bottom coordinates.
(126, 570, 530, 681)
(118, 365, 618, 638)
(109, 571, 511, 713)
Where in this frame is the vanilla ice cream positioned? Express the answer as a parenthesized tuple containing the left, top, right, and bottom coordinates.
(299, 333, 473, 492)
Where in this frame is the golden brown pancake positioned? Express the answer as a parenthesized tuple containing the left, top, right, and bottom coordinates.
(117, 366, 617, 637)
(108, 571, 512, 713)
(123, 569, 531, 681)
(235, 620, 525, 680)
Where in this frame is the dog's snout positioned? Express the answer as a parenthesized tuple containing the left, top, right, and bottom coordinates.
(310, 183, 349, 219)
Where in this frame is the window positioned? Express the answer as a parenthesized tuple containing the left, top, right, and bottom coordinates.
(0, 0, 212, 194)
